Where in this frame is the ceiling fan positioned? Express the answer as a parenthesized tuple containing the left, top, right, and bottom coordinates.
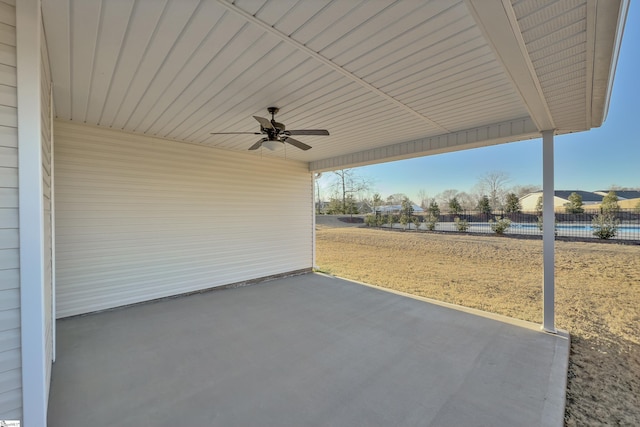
(210, 107, 329, 151)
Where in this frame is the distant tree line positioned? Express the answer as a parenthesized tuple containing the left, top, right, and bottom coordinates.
(318, 169, 538, 215)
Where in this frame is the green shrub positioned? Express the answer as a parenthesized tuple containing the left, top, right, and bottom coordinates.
(477, 196, 491, 214)
(564, 192, 584, 214)
(364, 214, 376, 227)
(425, 213, 438, 231)
(412, 216, 421, 231)
(454, 217, 469, 232)
(375, 214, 385, 228)
(504, 193, 521, 213)
(601, 191, 619, 213)
(592, 213, 619, 239)
(535, 196, 543, 216)
(428, 200, 440, 217)
(448, 197, 462, 214)
(399, 214, 410, 230)
(489, 216, 511, 234)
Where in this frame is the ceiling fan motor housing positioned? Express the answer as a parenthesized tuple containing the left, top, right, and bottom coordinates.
(271, 121, 285, 132)
(267, 107, 286, 136)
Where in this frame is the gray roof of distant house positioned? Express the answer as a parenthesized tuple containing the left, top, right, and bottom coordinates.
(595, 190, 640, 200)
(553, 191, 603, 202)
(521, 191, 604, 202)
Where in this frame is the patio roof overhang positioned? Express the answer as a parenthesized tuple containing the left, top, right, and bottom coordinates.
(41, 0, 628, 172)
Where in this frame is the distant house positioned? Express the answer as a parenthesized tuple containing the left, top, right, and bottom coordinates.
(519, 191, 604, 212)
(315, 200, 375, 214)
(376, 204, 424, 214)
(593, 190, 640, 200)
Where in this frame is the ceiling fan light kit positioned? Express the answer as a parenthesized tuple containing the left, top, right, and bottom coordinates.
(211, 107, 329, 152)
(262, 140, 281, 151)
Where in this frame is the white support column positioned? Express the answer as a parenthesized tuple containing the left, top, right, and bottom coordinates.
(542, 130, 557, 333)
(312, 173, 317, 270)
(17, 0, 48, 425)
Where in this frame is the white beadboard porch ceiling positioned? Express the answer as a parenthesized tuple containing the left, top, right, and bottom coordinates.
(41, 0, 627, 170)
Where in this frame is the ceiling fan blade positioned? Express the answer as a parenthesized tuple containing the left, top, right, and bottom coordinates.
(283, 136, 312, 151)
(210, 132, 261, 135)
(253, 116, 274, 130)
(285, 129, 330, 136)
(248, 138, 267, 150)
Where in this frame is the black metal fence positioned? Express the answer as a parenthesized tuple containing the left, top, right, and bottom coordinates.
(370, 208, 640, 241)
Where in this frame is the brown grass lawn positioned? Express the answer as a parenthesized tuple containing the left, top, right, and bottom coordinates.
(316, 226, 640, 426)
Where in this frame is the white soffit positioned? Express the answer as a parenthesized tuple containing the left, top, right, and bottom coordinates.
(41, 0, 627, 169)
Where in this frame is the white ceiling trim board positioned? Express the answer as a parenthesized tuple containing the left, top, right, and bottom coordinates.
(309, 117, 538, 172)
(466, 0, 555, 131)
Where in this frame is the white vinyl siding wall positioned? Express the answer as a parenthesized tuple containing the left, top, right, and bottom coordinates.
(55, 121, 312, 318)
(0, 0, 20, 419)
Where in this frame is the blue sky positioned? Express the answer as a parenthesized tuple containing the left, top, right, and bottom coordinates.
(319, 2, 639, 203)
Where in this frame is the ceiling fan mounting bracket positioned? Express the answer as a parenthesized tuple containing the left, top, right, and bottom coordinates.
(267, 107, 280, 115)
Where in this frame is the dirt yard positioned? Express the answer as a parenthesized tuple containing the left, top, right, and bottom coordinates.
(315, 226, 640, 426)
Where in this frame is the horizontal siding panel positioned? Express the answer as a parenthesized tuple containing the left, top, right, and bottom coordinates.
(0, 388, 21, 418)
(0, 289, 17, 311)
(0, 63, 15, 87)
(0, 328, 18, 352)
(0, 84, 16, 107)
(0, 2, 14, 26)
(0, 23, 15, 47)
(0, 105, 16, 127)
(0, 3, 18, 418)
(0, 208, 17, 229)
(0, 146, 16, 167)
(0, 308, 18, 331)
(0, 348, 19, 372)
(0, 166, 17, 188)
(0, 43, 15, 67)
(0, 248, 17, 269)
(0, 125, 16, 147)
(0, 228, 16, 249)
(0, 187, 17, 207)
(55, 121, 313, 317)
(0, 369, 19, 398)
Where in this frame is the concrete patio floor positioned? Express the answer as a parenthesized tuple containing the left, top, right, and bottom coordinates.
(48, 273, 569, 427)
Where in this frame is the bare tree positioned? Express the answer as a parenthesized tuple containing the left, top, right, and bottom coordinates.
(386, 193, 408, 205)
(314, 173, 323, 214)
(510, 184, 541, 198)
(416, 189, 429, 210)
(475, 171, 510, 210)
(456, 191, 476, 210)
(372, 193, 383, 213)
(435, 189, 459, 211)
(329, 169, 371, 214)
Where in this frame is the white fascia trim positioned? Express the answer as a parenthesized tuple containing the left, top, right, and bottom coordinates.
(309, 117, 538, 172)
(17, 0, 48, 425)
(597, 0, 629, 125)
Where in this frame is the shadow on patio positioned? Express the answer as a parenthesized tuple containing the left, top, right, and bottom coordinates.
(48, 273, 569, 427)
